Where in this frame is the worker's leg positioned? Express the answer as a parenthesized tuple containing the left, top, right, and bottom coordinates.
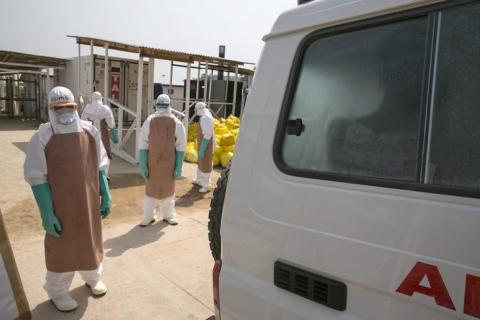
(44, 270, 75, 299)
(79, 262, 103, 283)
(79, 263, 106, 296)
(192, 167, 202, 186)
(44, 270, 78, 311)
(197, 169, 212, 193)
(160, 195, 178, 225)
(140, 195, 158, 226)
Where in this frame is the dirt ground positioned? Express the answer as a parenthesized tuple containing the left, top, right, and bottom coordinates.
(0, 118, 220, 320)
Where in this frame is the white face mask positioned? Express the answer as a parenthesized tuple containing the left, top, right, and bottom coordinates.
(55, 108, 77, 125)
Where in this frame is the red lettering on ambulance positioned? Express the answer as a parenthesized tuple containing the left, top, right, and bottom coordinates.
(397, 262, 456, 311)
(464, 274, 480, 319)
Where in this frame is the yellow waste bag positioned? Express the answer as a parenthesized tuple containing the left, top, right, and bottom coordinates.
(214, 145, 223, 156)
(185, 148, 198, 163)
(222, 145, 235, 153)
(215, 135, 222, 147)
(221, 134, 235, 146)
(215, 126, 229, 135)
(188, 123, 198, 142)
(213, 154, 220, 167)
(220, 152, 233, 168)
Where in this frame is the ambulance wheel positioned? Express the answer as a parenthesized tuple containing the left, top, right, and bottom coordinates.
(208, 163, 230, 260)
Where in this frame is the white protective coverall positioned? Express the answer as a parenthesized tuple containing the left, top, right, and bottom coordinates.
(139, 107, 186, 225)
(194, 105, 215, 192)
(81, 92, 116, 171)
(81, 92, 115, 131)
(24, 87, 109, 310)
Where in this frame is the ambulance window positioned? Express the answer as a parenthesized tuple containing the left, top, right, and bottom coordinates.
(281, 17, 428, 182)
(425, 3, 480, 193)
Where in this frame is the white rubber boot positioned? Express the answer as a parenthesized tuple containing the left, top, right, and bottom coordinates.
(163, 217, 178, 225)
(161, 197, 178, 225)
(86, 280, 107, 296)
(139, 215, 156, 227)
(51, 294, 78, 312)
(199, 187, 209, 193)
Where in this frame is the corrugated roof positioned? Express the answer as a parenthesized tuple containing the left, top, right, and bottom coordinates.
(0, 50, 67, 71)
(69, 35, 251, 68)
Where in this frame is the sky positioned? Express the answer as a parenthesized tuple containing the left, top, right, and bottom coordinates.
(0, 0, 295, 83)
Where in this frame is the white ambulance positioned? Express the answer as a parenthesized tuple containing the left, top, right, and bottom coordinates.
(208, 0, 480, 319)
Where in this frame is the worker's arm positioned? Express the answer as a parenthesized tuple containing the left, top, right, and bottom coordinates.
(138, 117, 151, 179)
(24, 125, 61, 237)
(104, 105, 119, 144)
(87, 123, 109, 173)
(99, 170, 112, 219)
(198, 116, 213, 160)
(174, 118, 186, 179)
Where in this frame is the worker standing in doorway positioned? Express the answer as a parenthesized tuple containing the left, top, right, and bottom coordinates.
(24, 86, 112, 312)
(81, 91, 119, 174)
(138, 94, 186, 227)
(193, 102, 215, 193)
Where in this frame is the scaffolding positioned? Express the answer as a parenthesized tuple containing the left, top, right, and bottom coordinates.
(69, 35, 254, 164)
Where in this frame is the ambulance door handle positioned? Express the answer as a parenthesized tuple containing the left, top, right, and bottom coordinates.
(286, 118, 305, 136)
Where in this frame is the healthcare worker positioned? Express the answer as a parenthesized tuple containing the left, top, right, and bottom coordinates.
(138, 94, 186, 227)
(81, 91, 119, 167)
(192, 102, 215, 193)
(24, 86, 111, 312)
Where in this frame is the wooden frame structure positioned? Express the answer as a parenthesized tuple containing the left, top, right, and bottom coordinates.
(68, 35, 254, 164)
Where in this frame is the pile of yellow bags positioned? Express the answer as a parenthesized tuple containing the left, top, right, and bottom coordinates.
(185, 123, 198, 163)
(185, 115, 240, 168)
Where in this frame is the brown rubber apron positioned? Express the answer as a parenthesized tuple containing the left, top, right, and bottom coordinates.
(44, 129, 103, 273)
(197, 121, 213, 173)
(100, 119, 113, 159)
(145, 117, 176, 200)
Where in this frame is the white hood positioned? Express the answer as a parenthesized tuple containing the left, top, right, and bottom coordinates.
(48, 107, 82, 135)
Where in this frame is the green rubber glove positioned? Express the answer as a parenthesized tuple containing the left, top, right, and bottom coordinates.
(110, 127, 119, 144)
(31, 183, 61, 238)
(139, 149, 149, 179)
(174, 151, 185, 180)
(99, 170, 112, 219)
(198, 138, 210, 160)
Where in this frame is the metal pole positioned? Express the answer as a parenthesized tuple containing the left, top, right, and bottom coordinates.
(90, 40, 94, 95)
(136, 55, 144, 161)
(184, 62, 191, 129)
(104, 44, 109, 99)
(39, 73, 44, 120)
(224, 71, 229, 118)
(45, 68, 51, 120)
(45, 68, 51, 94)
(208, 68, 213, 105)
(36, 74, 41, 119)
(232, 65, 238, 116)
(203, 62, 208, 103)
(147, 58, 154, 114)
(225, 71, 229, 101)
(169, 60, 173, 93)
(77, 43, 81, 100)
(195, 62, 200, 101)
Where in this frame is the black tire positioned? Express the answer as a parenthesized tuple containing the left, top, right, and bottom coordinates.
(208, 164, 230, 260)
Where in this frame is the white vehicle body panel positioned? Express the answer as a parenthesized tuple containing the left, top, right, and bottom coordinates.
(218, 0, 480, 319)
